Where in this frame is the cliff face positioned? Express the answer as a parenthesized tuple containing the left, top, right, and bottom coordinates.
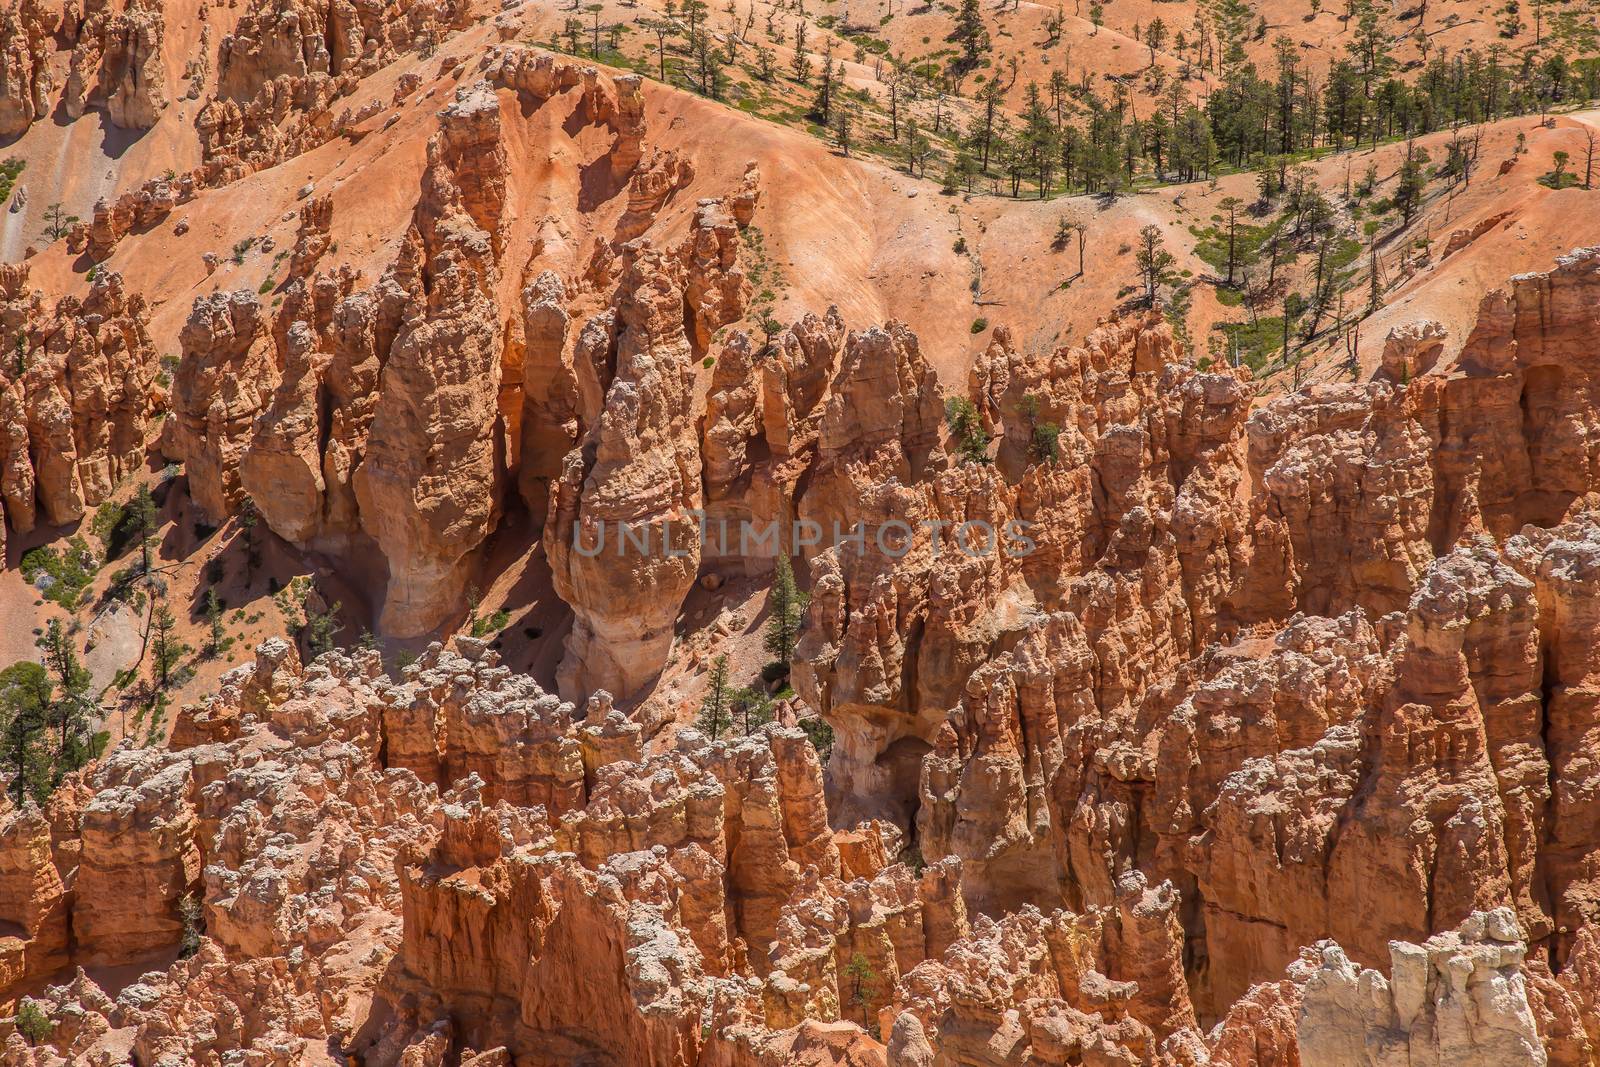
(4, 7, 1600, 1060)
(0, 265, 160, 538)
(160, 54, 726, 646)
(2, 621, 1590, 1066)
(19, 242, 1599, 1067)
(0, 0, 54, 136)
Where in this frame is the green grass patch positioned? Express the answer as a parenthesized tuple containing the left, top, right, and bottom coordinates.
(1217, 316, 1287, 371)
(1328, 237, 1365, 271)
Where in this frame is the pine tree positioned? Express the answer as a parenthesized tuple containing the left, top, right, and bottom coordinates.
(812, 42, 836, 124)
(731, 686, 775, 736)
(953, 0, 989, 71)
(178, 893, 205, 959)
(697, 654, 733, 739)
(844, 953, 879, 1019)
(944, 396, 991, 464)
(305, 600, 343, 657)
(128, 484, 158, 576)
(1135, 225, 1176, 305)
(42, 203, 77, 241)
(151, 601, 183, 691)
(1146, 16, 1167, 66)
(14, 999, 51, 1046)
(791, 21, 812, 84)
(834, 103, 854, 156)
(1550, 149, 1571, 187)
(763, 555, 808, 668)
(38, 620, 96, 782)
(1394, 143, 1430, 224)
(0, 662, 52, 806)
(239, 494, 261, 581)
(205, 588, 225, 657)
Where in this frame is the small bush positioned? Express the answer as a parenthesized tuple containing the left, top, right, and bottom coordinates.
(970, 317, 988, 334)
(799, 717, 834, 761)
(1029, 421, 1061, 463)
(14, 998, 51, 1046)
(943, 396, 990, 465)
(20, 536, 99, 608)
(470, 608, 511, 638)
(178, 893, 204, 958)
(90, 500, 129, 551)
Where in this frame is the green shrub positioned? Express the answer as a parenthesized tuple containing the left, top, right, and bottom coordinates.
(20, 536, 99, 608)
(14, 998, 50, 1046)
(178, 893, 204, 958)
(799, 716, 834, 761)
(943, 396, 990, 464)
(470, 608, 511, 638)
(1030, 421, 1061, 463)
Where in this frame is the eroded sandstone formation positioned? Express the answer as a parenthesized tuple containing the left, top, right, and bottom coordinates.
(5, 19, 1600, 1064)
(0, 264, 161, 538)
(159, 53, 755, 654)
(0, 0, 54, 136)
